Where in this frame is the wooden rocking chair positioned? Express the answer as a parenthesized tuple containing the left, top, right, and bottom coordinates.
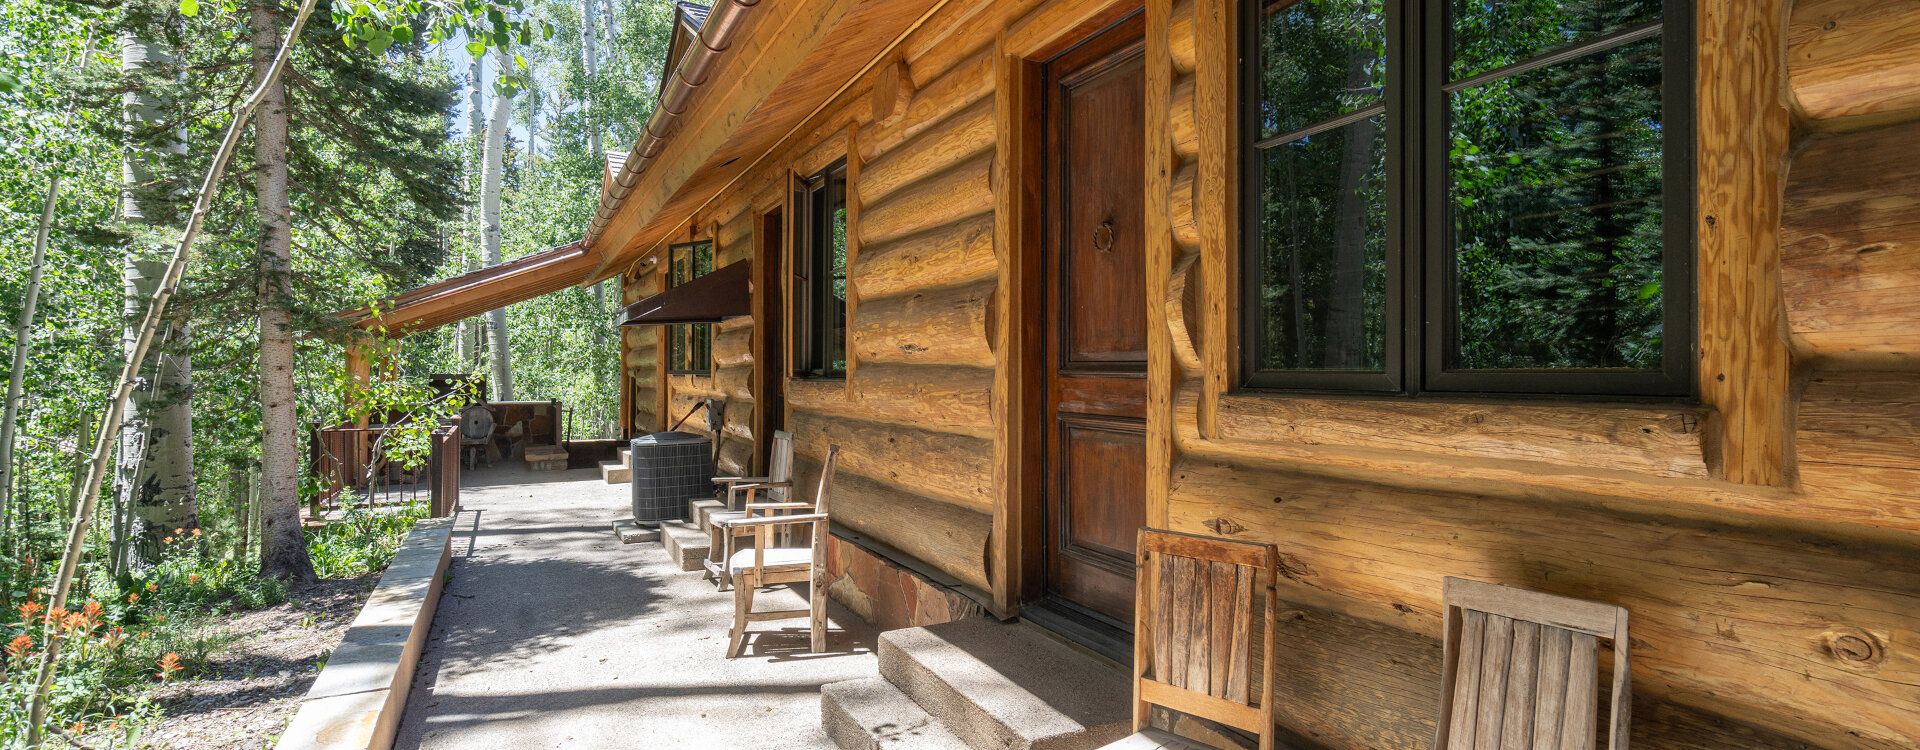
(1102, 528, 1280, 750)
(1435, 577, 1632, 750)
(704, 430, 797, 589)
(723, 444, 837, 658)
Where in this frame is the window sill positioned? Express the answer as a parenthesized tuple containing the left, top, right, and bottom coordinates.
(1191, 385, 1714, 480)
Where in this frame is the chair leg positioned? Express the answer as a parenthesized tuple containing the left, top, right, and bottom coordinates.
(809, 569, 827, 654)
(727, 572, 752, 658)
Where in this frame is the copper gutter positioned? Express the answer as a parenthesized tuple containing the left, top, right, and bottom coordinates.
(583, 0, 758, 251)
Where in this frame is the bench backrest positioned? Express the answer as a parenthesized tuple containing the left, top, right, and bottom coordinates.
(767, 430, 795, 503)
(1436, 577, 1632, 750)
(1132, 528, 1279, 750)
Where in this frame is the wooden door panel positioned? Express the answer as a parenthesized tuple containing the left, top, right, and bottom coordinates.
(1061, 51, 1149, 370)
(1041, 13, 1147, 628)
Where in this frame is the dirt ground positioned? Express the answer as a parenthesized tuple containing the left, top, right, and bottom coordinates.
(130, 575, 376, 749)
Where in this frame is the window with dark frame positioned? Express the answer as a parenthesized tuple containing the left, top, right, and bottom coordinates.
(1240, 0, 1693, 397)
(667, 241, 714, 375)
(792, 158, 849, 379)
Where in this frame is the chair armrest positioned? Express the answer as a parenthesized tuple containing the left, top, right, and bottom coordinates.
(720, 513, 827, 529)
(711, 475, 770, 485)
(729, 481, 793, 492)
(745, 502, 812, 510)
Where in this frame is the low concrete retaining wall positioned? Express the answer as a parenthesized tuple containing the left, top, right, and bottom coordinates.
(276, 517, 453, 750)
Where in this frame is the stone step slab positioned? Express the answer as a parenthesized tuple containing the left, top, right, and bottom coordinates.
(821, 678, 970, 750)
(658, 520, 710, 571)
(878, 618, 1131, 750)
(599, 460, 631, 484)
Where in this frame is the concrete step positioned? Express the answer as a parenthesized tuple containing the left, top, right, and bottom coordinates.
(690, 498, 726, 530)
(619, 447, 631, 467)
(599, 460, 631, 484)
(822, 678, 969, 750)
(658, 520, 710, 571)
(610, 519, 660, 544)
(878, 618, 1131, 750)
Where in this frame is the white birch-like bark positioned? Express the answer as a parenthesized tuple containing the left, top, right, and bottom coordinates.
(118, 32, 197, 568)
(252, 2, 314, 582)
(481, 48, 514, 400)
(27, 0, 322, 737)
(601, 0, 617, 65)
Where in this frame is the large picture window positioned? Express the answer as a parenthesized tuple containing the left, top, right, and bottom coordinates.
(1240, 0, 1693, 396)
(667, 241, 713, 375)
(792, 159, 848, 379)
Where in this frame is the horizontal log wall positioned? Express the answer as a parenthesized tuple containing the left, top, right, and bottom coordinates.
(1143, 0, 1920, 748)
(611, 0, 1920, 747)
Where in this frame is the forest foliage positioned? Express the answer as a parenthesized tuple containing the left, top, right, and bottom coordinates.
(0, 0, 676, 740)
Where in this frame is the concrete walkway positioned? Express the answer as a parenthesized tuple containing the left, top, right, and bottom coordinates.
(394, 464, 878, 749)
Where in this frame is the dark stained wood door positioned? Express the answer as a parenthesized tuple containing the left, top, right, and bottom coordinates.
(1041, 14, 1148, 629)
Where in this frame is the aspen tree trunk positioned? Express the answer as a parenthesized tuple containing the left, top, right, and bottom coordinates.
(118, 32, 198, 568)
(600, 0, 617, 64)
(253, 2, 315, 582)
(456, 51, 485, 368)
(28, 0, 322, 736)
(481, 48, 514, 401)
(583, 0, 609, 435)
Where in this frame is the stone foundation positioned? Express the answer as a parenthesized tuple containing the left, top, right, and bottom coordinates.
(822, 532, 987, 630)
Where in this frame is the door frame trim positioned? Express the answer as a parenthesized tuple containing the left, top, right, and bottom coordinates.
(991, 0, 1146, 619)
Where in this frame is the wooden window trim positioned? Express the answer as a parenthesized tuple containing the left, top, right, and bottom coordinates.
(666, 240, 714, 376)
(1236, 0, 1698, 400)
(792, 157, 850, 380)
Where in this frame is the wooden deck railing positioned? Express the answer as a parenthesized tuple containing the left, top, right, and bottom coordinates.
(309, 417, 460, 519)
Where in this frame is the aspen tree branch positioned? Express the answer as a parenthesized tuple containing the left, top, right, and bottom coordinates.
(23, 0, 322, 741)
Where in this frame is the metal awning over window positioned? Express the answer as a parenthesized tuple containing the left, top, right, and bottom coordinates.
(618, 260, 752, 326)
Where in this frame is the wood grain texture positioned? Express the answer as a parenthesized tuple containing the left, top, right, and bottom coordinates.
(789, 409, 994, 512)
(989, 36, 1050, 618)
(858, 151, 994, 247)
(1788, 0, 1920, 123)
(1697, 0, 1792, 486)
(783, 362, 992, 436)
(850, 212, 996, 299)
(1213, 392, 1712, 479)
(859, 98, 995, 205)
(1168, 454, 1920, 749)
(1795, 371, 1920, 528)
(1146, 0, 1177, 531)
(848, 277, 996, 366)
(1273, 601, 1811, 750)
(793, 456, 992, 591)
(1781, 121, 1920, 361)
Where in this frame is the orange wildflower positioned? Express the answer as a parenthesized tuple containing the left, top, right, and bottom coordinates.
(6, 634, 32, 658)
(43, 606, 66, 625)
(146, 583, 158, 592)
(156, 652, 182, 681)
(191, 528, 202, 536)
(83, 601, 103, 620)
(18, 601, 43, 622)
(127, 592, 140, 604)
(66, 722, 84, 735)
(188, 574, 201, 584)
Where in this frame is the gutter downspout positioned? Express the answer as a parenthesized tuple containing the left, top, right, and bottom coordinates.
(582, 0, 757, 280)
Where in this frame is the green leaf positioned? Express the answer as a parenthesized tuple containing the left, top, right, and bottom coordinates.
(1636, 282, 1661, 301)
(179, 0, 199, 16)
(370, 30, 393, 53)
(513, 54, 528, 70)
(465, 41, 486, 57)
(392, 25, 412, 43)
(0, 70, 23, 94)
(542, 21, 554, 40)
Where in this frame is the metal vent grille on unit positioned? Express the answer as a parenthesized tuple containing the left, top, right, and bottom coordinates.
(628, 431, 714, 525)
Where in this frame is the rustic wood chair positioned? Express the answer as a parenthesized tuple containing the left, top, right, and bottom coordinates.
(704, 430, 797, 589)
(724, 444, 836, 658)
(1436, 577, 1632, 750)
(1104, 528, 1279, 750)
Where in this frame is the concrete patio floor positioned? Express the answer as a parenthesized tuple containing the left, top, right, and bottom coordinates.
(393, 463, 879, 749)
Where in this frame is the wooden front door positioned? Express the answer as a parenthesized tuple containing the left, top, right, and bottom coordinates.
(1040, 13, 1148, 629)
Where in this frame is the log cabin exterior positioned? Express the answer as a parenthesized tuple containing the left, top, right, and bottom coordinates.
(354, 0, 1920, 746)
